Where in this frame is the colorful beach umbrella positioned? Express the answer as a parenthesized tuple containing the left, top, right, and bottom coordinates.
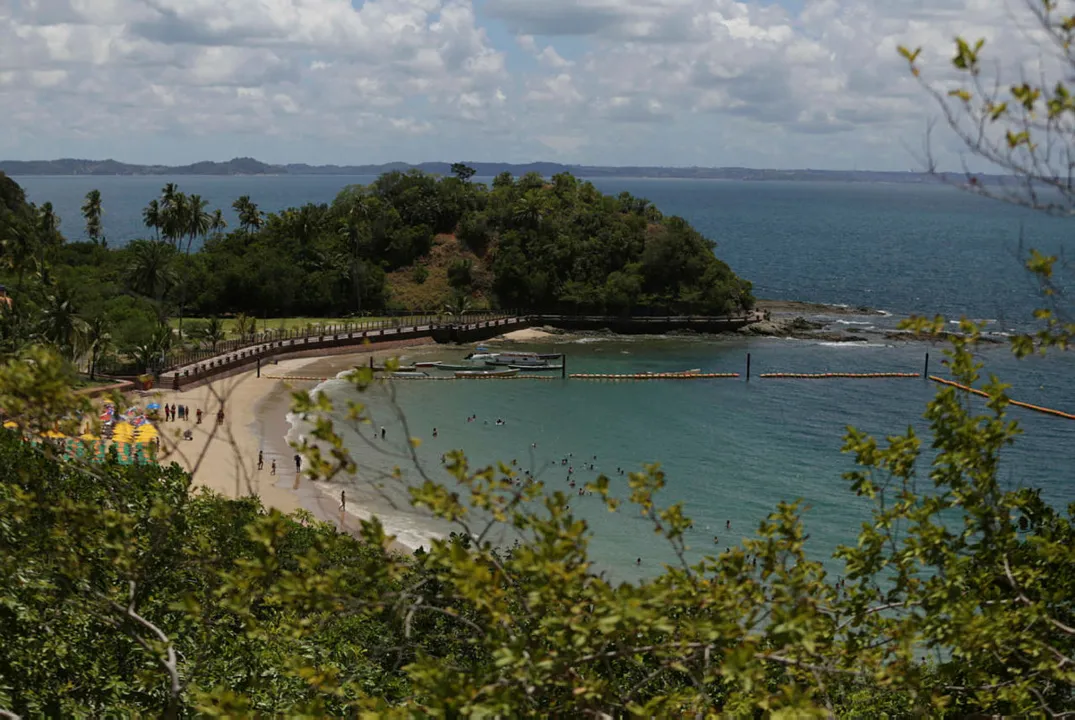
(146, 402, 161, 410)
(41, 430, 66, 439)
(135, 424, 158, 444)
(112, 422, 134, 443)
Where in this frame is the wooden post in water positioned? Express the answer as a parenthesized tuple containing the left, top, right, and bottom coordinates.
(746, 353, 751, 382)
(923, 352, 930, 378)
(369, 356, 374, 369)
(256, 357, 261, 378)
(562, 354, 567, 379)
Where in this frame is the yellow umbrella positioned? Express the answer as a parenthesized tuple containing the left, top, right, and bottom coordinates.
(3, 421, 18, 429)
(41, 430, 66, 439)
(135, 424, 158, 444)
(79, 432, 96, 441)
(112, 422, 134, 443)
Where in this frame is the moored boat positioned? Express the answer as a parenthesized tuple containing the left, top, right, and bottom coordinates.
(455, 368, 521, 378)
(414, 361, 442, 368)
(509, 364, 562, 371)
(392, 371, 429, 378)
(484, 351, 556, 367)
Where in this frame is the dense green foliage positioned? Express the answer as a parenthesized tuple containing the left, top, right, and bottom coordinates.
(0, 168, 753, 375)
(0, 325, 1072, 716)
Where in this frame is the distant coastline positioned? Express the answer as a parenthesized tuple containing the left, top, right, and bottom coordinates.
(0, 156, 1010, 185)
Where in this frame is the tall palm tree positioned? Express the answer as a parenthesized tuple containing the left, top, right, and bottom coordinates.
(126, 239, 177, 307)
(183, 194, 212, 255)
(81, 189, 103, 245)
(232, 195, 263, 231)
(83, 315, 112, 380)
(209, 208, 227, 238)
(142, 199, 162, 242)
(161, 191, 188, 249)
(36, 202, 62, 273)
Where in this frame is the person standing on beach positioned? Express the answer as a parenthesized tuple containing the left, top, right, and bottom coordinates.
(380, 426, 386, 440)
(294, 454, 301, 473)
(270, 459, 276, 475)
(258, 451, 264, 471)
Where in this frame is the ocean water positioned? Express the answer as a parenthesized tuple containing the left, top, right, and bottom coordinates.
(13, 174, 1075, 578)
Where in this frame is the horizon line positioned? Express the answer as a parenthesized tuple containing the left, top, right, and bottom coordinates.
(0, 156, 993, 176)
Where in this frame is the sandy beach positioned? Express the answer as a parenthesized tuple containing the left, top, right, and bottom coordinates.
(147, 346, 435, 553)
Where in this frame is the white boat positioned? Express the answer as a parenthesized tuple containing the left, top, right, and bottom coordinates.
(510, 364, 562, 371)
(484, 351, 553, 367)
(392, 371, 430, 378)
(464, 352, 499, 362)
(414, 361, 442, 368)
(455, 368, 520, 378)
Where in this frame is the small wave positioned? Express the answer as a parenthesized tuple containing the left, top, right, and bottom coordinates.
(835, 320, 872, 326)
(313, 480, 443, 551)
(573, 337, 604, 344)
(877, 310, 892, 317)
(816, 341, 889, 348)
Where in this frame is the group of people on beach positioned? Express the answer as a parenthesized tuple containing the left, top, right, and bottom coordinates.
(160, 403, 200, 423)
(256, 449, 303, 477)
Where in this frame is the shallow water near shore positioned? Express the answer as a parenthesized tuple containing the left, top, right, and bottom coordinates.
(289, 334, 1075, 582)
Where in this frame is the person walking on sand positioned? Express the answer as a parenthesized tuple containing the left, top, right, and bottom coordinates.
(270, 459, 277, 475)
(258, 450, 264, 471)
(294, 454, 301, 473)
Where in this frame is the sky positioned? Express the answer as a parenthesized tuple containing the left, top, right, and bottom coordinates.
(0, 0, 1061, 170)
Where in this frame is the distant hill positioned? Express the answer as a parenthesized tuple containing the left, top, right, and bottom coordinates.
(0, 156, 1006, 184)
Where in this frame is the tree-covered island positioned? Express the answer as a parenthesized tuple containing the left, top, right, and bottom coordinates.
(0, 165, 753, 371)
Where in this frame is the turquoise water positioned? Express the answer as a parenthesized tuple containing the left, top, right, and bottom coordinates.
(305, 335, 1075, 582)
(13, 174, 1075, 577)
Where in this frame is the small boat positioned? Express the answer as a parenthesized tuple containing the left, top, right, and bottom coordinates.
(414, 361, 443, 368)
(464, 352, 499, 362)
(392, 371, 429, 378)
(437, 363, 488, 371)
(510, 364, 563, 371)
(372, 364, 417, 372)
(455, 368, 521, 378)
(484, 351, 553, 367)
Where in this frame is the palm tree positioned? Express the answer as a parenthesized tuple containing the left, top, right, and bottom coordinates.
(83, 315, 112, 380)
(232, 195, 263, 231)
(196, 316, 227, 351)
(161, 191, 188, 249)
(2, 221, 39, 299)
(81, 189, 103, 245)
(233, 312, 255, 341)
(143, 199, 162, 242)
(184, 194, 212, 255)
(126, 239, 177, 306)
(40, 287, 89, 361)
(442, 293, 473, 320)
(36, 202, 62, 272)
(209, 208, 227, 238)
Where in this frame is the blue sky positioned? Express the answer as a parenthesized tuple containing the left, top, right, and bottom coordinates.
(0, 0, 1046, 171)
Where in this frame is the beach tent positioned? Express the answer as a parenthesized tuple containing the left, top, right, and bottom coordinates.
(135, 424, 158, 444)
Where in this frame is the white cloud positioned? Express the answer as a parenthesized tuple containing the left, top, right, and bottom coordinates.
(0, 0, 1064, 169)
